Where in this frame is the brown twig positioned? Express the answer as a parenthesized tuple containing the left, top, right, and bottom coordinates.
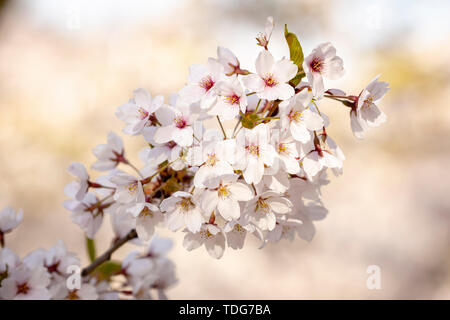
(81, 229, 137, 277)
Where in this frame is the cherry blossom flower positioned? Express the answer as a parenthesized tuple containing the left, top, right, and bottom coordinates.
(64, 192, 105, 239)
(192, 138, 235, 188)
(351, 75, 389, 139)
(160, 191, 204, 233)
(303, 42, 345, 98)
(178, 58, 224, 109)
(0, 247, 20, 275)
(279, 89, 324, 143)
(183, 224, 226, 259)
(110, 172, 145, 204)
(243, 50, 297, 100)
(235, 123, 276, 184)
(223, 218, 255, 250)
(91, 132, 125, 171)
(270, 129, 301, 174)
(153, 103, 195, 147)
(65, 162, 89, 201)
(208, 76, 248, 120)
(244, 190, 293, 231)
(0, 206, 23, 235)
(216, 46, 248, 76)
(129, 203, 164, 242)
(0, 264, 50, 300)
(256, 16, 274, 49)
(23, 240, 79, 280)
(116, 88, 164, 135)
(200, 174, 254, 221)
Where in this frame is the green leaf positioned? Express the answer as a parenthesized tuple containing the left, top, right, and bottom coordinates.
(92, 260, 122, 281)
(284, 24, 304, 86)
(85, 237, 96, 263)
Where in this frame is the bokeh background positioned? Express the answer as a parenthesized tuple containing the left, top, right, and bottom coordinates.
(1, 0, 449, 299)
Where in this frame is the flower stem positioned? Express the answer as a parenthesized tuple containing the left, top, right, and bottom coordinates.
(81, 229, 137, 277)
(216, 116, 227, 139)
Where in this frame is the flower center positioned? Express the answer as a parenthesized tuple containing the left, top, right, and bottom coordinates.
(179, 197, 195, 212)
(200, 76, 215, 92)
(200, 229, 213, 240)
(364, 95, 374, 107)
(137, 107, 149, 120)
(225, 94, 240, 105)
(256, 197, 270, 213)
(233, 224, 244, 233)
(289, 110, 303, 123)
(310, 57, 324, 73)
(127, 183, 138, 194)
(46, 261, 60, 274)
(218, 185, 230, 198)
(174, 117, 187, 129)
(140, 206, 154, 217)
(17, 283, 30, 295)
(166, 141, 177, 149)
(206, 153, 217, 166)
(263, 74, 277, 87)
(278, 143, 287, 154)
(246, 144, 260, 156)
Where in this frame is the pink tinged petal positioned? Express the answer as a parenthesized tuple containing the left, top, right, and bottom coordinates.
(229, 182, 254, 201)
(259, 144, 276, 166)
(243, 156, 264, 184)
(154, 125, 175, 144)
(136, 215, 156, 241)
(310, 72, 325, 99)
(290, 122, 311, 143)
(172, 127, 193, 147)
(178, 84, 205, 104)
(217, 198, 240, 221)
(107, 131, 123, 152)
(133, 88, 152, 109)
(183, 232, 203, 251)
(320, 153, 342, 169)
(165, 210, 185, 231)
(265, 212, 277, 231)
(187, 64, 209, 83)
(267, 198, 292, 214)
(200, 190, 219, 214)
(155, 106, 176, 126)
(242, 74, 265, 92)
(281, 155, 300, 174)
(273, 83, 295, 100)
(303, 109, 324, 131)
(226, 229, 246, 249)
(200, 88, 218, 109)
(350, 113, 366, 139)
(302, 152, 322, 178)
(255, 50, 275, 76)
(273, 59, 298, 83)
(67, 162, 88, 180)
(323, 56, 345, 80)
(204, 233, 226, 259)
(184, 209, 203, 233)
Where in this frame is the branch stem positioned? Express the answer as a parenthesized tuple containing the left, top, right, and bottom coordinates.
(81, 229, 137, 277)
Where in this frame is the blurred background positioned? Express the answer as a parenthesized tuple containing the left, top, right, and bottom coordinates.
(0, 0, 449, 299)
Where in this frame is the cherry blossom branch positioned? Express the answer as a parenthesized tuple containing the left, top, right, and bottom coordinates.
(0, 232, 4, 248)
(81, 229, 137, 277)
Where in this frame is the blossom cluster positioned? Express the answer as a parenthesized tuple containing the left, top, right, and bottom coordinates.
(1, 16, 388, 300)
(0, 207, 176, 300)
(62, 17, 388, 259)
